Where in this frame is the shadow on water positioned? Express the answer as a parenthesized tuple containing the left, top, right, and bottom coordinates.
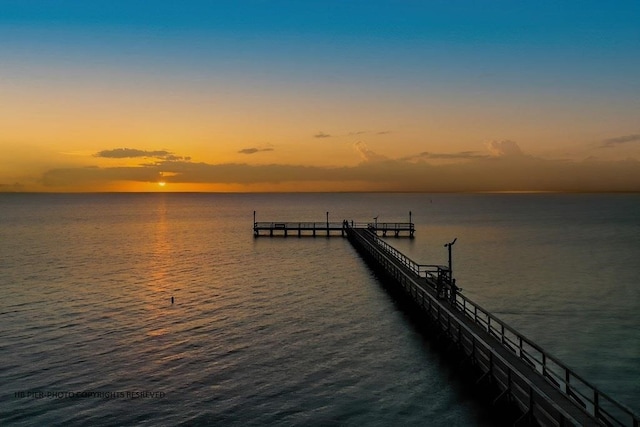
(352, 245, 534, 427)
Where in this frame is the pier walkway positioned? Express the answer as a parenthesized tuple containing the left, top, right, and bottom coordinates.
(346, 226, 638, 427)
(254, 216, 639, 426)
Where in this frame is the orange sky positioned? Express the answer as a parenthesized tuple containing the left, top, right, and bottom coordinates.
(2, 2, 639, 192)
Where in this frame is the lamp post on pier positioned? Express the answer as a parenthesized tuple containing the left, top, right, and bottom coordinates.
(444, 238, 457, 279)
(326, 211, 329, 236)
(409, 211, 415, 237)
(253, 211, 257, 236)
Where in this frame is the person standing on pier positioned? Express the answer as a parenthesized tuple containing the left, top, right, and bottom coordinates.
(450, 279, 458, 304)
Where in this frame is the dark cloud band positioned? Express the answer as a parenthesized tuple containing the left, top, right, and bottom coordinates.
(238, 148, 275, 155)
(602, 134, 640, 148)
(94, 148, 190, 161)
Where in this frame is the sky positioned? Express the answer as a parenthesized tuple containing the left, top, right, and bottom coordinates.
(1, 0, 639, 192)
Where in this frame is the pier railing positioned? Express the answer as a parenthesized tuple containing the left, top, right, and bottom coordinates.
(254, 221, 346, 229)
(253, 220, 416, 237)
(452, 292, 639, 427)
(350, 226, 639, 427)
(253, 221, 414, 230)
(358, 227, 446, 279)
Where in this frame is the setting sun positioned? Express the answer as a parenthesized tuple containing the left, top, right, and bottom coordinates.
(158, 181, 166, 187)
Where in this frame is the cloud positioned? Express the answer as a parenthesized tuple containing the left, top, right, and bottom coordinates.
(400, 151, 489, 162)
(313, 130, 391, 138)
(95, 148, 169, 158)
(94, 148, 190, 161)
(238, 147, 275, 155)
(601, 134, 640, 148)
(42, 165, 161, 187)
(38, 143, 640, 192)
(41, 161, 353, 187)
(486, 140, 524, 157)
(0, 182, 25, 192)
(324, 130, 391, 138)
(354, 141, 389, 163)
(350, 130, 391, 136)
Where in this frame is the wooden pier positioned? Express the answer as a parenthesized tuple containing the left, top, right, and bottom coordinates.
(254, 214, 639, 426)
(345, 226, 639, 427)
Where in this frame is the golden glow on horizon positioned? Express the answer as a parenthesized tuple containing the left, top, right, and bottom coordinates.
(2, 52, 640, 193)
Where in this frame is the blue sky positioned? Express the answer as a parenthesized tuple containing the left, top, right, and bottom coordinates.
(4, 1, 638, 73)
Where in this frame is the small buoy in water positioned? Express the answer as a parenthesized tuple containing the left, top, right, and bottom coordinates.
(171, 296, 174, 304)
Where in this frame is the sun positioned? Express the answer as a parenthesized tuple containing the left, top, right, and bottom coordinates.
(158, 181, 166, 187)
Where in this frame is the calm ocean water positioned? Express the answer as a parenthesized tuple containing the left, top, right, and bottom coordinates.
(1, 193, 638, 426)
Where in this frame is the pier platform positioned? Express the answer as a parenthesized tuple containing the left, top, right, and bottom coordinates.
(253, 220, 415, 237)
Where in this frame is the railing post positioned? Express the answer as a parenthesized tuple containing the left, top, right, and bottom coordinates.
(529, 385, 534, 416)
(519, 336, 523, 358)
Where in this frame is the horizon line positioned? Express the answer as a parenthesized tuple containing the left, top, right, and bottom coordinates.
(2, 190, 640, 195)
